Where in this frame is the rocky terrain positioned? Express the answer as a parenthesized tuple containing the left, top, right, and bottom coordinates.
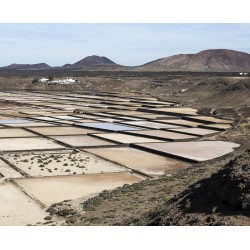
(148, 151, 250, 226)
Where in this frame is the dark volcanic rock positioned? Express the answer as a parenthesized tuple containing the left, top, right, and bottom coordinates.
(68, 55, 116, 68)
(148, 151, 250, 226)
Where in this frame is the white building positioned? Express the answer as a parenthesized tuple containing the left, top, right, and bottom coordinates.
(40, 77, 76, 84)
(61, 78, 76, 84)
(40, 78, 49, 83)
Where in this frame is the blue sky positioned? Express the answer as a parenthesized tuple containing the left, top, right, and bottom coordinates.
(0, 23, 250, 67)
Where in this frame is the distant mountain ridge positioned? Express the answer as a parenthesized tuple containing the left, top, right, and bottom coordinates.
(5, 63, 51, 70)
(2, 49, 250, 72)
(138, 49, 250, 72)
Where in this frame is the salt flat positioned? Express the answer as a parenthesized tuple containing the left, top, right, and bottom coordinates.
(15, 172, 144, 206)
(3, 151, 128, 177)
(0, 181, 48, 225)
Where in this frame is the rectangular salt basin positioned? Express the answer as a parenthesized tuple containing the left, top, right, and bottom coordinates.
(125, 129, 197, 141)
(72, 114, 104, 120)
(72, 119, 100, 123)
(92, 133, 165, 144)
(0, 182, 48, 225)
(168, 127, 219, 136)
(138, 107, 198, 116)
(91, 112, 120, 118)
(0, 159, 22, 179)
(120, 121, 183, 129)
(27, 126, 102, 136)
(76, 122, 142, 132)
(50, 135, 116, 147)
(3, 151, 128, 177)
(51, 120, 75, 125)
(154, 119, 204, 127)
(107, 111, 174, 119)
(53, 115, 82, 120)
(85, 147, 189, 176)
(0, 137, 65, 151)
(0, 119, 33, 124)
(106, 105, 138, 110)
(183, 115, 234, 124)
(6, 122, 55, 127)
(109, 116, 144, 121)
(94, 118, 130, 123)
(0, 128, 37, 138)
(15, 173, 144, 206)
(134, 141, 240, 162)
(33, 116, 60, 121)
(198, 123, 232, 131)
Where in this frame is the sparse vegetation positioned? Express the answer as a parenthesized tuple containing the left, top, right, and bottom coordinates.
(44, 216, 52, 221)
(32, 78, 39, 83)
(239, 122, 250, 135)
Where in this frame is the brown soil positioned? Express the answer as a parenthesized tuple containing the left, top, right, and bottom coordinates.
(148, 151, 250, 226)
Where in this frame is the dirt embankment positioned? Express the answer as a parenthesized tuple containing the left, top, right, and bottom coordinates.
(148, 151, 250, 226)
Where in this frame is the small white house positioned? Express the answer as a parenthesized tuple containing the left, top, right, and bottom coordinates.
(61, 78, 76, 84)
(40, 78, 49, 83)
(39, 77, 76, 84)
